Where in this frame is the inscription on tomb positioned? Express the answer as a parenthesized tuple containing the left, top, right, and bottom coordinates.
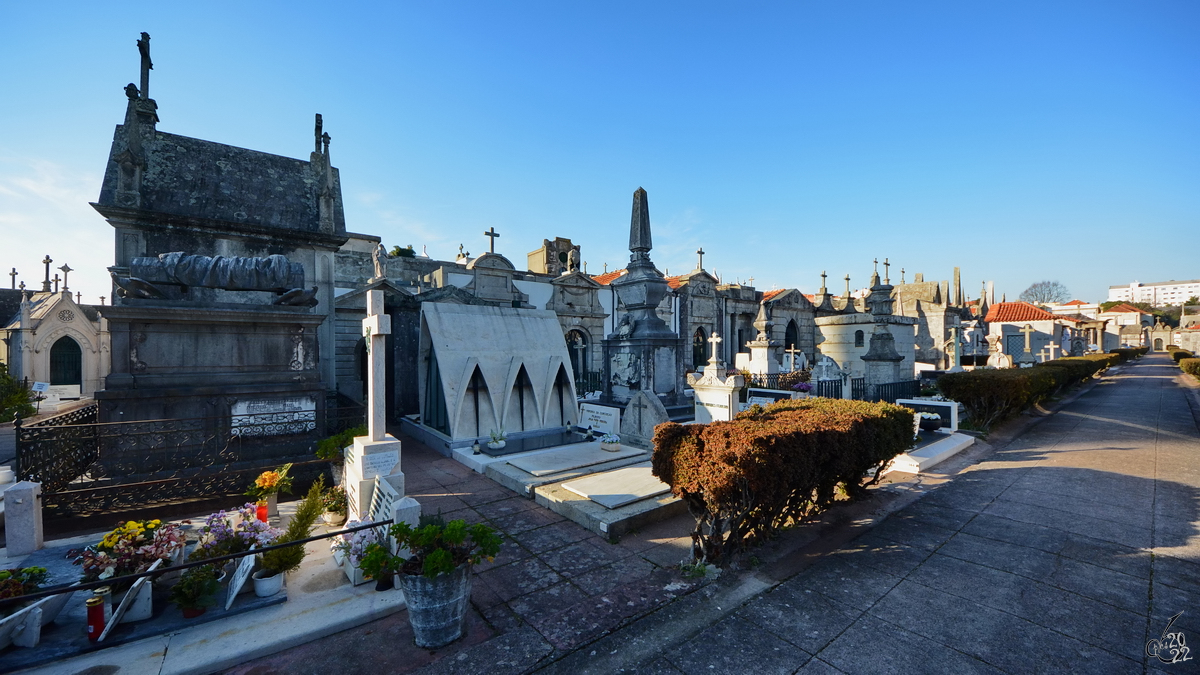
(230, 397, 316, 436)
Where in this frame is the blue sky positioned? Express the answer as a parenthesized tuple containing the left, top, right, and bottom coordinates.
(2, 2, 1197, 304)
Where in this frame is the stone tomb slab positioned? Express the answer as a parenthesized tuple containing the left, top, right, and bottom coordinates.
(506, 443, 646, 477)
(560, 462, 671, 509)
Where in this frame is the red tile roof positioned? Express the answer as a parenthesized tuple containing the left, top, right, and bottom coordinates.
(1062, 299, 1088, 306)
(665, 274, 686, 290)
(762, 289, 786, 302)
(1103, 303, 1151, 314)
(802, 293, 816, 302)
(592, 269, 626, 285)
(985, 301, 1066, 323)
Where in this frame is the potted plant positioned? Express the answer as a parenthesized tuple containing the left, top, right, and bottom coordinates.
(70, 519, 185, 622)
(598, 433, 621, 452)
(486, 429, 506, 451)
(245, 463, 294, 518)
(0, 567, 49, 618)
(169, 565, 220, 618)
(253, 479, 323, 597)
(918, 412, 942, 433)
(357, 542, 402, 591)
(791, 382, 813, 398)
(390, 516, 501, 648)
(316, 424, 365, 487)
(321, 485, 348, 525)
(189, 503, 280, 594)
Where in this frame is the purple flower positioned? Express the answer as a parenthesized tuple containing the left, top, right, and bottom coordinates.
(792, 382, 813, 392)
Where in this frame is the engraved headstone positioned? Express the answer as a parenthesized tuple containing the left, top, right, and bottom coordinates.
(579, 403, 620, 435)
(619, 390, 670, 450)
(99, 558, 161, 641)
(225, 546, 258, 609)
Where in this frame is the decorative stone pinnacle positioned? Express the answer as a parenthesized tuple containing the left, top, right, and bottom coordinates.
(629, 187, 652, 255)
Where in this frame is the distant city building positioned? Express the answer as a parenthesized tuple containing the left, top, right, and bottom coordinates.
(1108, 280, 1200, 306)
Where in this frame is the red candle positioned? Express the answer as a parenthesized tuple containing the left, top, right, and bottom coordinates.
(86, 596, 106, 642)
(257, 500, 268, 522)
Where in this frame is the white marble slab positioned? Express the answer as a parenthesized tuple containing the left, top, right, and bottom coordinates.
(507, 443, 646, 477)
(560, 462, 670, 509)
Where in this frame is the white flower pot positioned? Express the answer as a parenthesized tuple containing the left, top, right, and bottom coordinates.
(323, 511, 347, 526)
(251, 569, 284, 597)
(486, 440, 505, 451)
(600, 442, 620, 452)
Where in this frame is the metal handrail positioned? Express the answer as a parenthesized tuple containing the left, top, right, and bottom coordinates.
(0, 518, 392, 608)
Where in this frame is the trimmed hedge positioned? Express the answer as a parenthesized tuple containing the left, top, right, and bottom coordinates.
(1181, 358, 1200, 377)
(651, 398, 913, 566)
(1170, 349, 1194, 363)
(1109, 347, 1148, 362)
(938, 355, 1117, 430)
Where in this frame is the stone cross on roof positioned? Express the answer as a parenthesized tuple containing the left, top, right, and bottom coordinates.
(883, 258, 890, 284)
(58, 263, 72, 292)
(696, 248, 705, 270)
(484, 227, 500, 253)
(8, 268, 15, 289)
(819, 270, 827, 293)
(137, 32, 153, 100)
(41, 255, 52, 292)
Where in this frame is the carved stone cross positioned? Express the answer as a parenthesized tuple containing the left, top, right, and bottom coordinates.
(883, 258, 890, 284)
(137, 32, 153, 100)
(631, 396, 648, 429)
(696, 248, 705, 269)
(784, 346, 804, 371)
(8, 268, 15, 289)
(1019, 323, 1036, 353)
(1037, 348, 1050, 363)
(1045, 342, 1060, 360)
(52, 274, 60, 293)
(708, 331, 723, 363)
(41, 255, 52, 292)
(362, 290, 391, 442)
(58, 263, 73, 292)
(484, 227, 500, 253)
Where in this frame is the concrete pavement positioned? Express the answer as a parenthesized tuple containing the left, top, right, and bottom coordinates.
(544, 353, 1200, 674)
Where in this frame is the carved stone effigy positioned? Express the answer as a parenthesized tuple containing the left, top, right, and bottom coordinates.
(130, 252, 304, 291)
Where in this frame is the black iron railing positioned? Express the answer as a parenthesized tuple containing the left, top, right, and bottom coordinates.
(874, 380, 921, 403)
(575, 371, 604, 395)
(851, 377, 867, 400)
(14, 405, 365, 515)
(814, 379, 842, 399)
(744, 371, 811, 391)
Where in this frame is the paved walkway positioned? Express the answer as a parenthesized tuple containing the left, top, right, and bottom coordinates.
(546, 354, 1200, 674)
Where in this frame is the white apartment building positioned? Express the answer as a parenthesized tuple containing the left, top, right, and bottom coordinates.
(1108, 280, 1200, 306)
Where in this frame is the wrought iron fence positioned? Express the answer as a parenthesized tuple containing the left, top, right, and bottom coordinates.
(744, 371, 810, 391)
(15, 404, 365, 516)
(851, 377, 868, 400)
(874, 379, 921, 403)
(575, 371, 604, 395)
(814, 379, 842, 399)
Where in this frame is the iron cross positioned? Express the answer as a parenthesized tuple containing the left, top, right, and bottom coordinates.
(696, 248, 705, 269)
(8, 268, 15, 289)
(484, 227, 500, 253)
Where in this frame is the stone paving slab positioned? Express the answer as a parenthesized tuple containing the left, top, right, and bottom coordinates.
(560, 461, 670, 509)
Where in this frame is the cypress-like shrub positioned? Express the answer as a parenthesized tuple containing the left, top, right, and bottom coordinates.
(1180, 358, 1200, 377)
(651, 398, 913, 566)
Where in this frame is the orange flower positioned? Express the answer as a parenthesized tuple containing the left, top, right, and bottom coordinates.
(255, 471, 280, 489)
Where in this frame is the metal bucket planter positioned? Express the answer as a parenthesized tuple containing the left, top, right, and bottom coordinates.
(399, 563, 472, 648)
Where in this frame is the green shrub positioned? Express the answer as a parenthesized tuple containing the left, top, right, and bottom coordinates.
(1171, 350, 1194, 363)
(1109, 348, 1147, 362)
(316, 425, 366, 461)
(651, 398, 913, 567)
(0, 364, 35, 424)
(1180, 358, 1200, 377)
(939, 367, 1057, 430)
(261, 477, 325, 576)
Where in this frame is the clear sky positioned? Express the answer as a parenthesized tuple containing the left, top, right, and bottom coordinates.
(2, 1, 1197, 304)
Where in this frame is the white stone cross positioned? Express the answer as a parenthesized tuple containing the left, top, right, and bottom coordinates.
(1019, 324, 1036, 353)
(1045, 342, 1060, 360)
(362, 289, 391, 442)
(784, 346, 804, 372)
(1037, 348, 1050, 362)
(708, 331, 723, 364)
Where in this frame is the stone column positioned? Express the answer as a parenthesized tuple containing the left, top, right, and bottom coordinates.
(4, 482, 43, 557)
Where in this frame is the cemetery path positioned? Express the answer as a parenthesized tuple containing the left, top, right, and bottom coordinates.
(540, 354, 1200, 674)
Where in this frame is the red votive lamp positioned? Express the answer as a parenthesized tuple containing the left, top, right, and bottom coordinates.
(86, 596, 105, 642)
(257, 500, 269, 522)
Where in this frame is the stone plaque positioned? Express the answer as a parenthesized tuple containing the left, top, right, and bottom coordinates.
(360, 450, 399, 480)
(369, 476, 401, 524)
(579, 403, 620, 435)
(231, 396, 316, 436)
(225, 546, 258, 610)
(653, 347, 675, 393)
(99, 558, 161, 642)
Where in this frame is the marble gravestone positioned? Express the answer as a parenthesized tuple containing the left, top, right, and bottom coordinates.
(619, 390, 670, 450)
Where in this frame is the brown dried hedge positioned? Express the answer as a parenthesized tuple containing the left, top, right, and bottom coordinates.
(1180, 358, 1200, 377)
(651, 397, 913, 567)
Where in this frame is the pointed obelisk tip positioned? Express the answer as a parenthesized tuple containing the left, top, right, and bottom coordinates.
(629, 187, 651, 253)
